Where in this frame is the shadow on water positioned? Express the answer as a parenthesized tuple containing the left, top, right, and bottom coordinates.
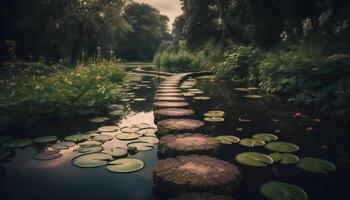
(0, 74, 349, 200)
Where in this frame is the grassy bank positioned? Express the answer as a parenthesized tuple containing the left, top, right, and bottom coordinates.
(0, 61, 126, 127)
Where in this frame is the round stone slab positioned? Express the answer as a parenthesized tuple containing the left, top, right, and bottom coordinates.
(157, 119, 205, 136)
(158, 133, 221, 156)
(154, 108, 195, 121)
(154, 101, 189, 109)
(153, 155, 240, 195)
(170, 193, 234, 200)
(154, 96, 185, 101)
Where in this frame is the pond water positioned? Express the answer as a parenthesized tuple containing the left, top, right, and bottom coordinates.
(0, 72, 349, 200)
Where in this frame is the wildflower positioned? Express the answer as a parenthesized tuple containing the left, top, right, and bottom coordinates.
(302, 17, 313, 36)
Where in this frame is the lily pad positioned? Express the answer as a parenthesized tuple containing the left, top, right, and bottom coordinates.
(106, 158, 144, 173)
(72, 153, 113, 168)
(127, 141, 154, 151)
(33, 136, 58, 143)
(134, 98, 147, 102)
(34, 150, 62, 160)
(253, 133, 278, 142)
(107, 104, 124, 110)
(204, 111, 225, 117)
(64, 134, 90, 143)
(137, 128, 157, 136)
(93, 135, 113, 142)
(234, 88, 250, 92)
(269, 153, 300, 164)
(89, 117, 110, 123)
(260, 181, 308, 200)
(120, 127, 140, 133)
(265, 142, 299, 153)
(79, 140, 102, 147)
(204, 117, 225, 122)
(98, 126, 119, 132)
(115, 132, 141, 140)
(103, 147, 128, 158)
(194, 96, 210, 100)
(244, 95, 263, 99)
(109, 110, 124, 116)
(240, 138, 265, 147)
(0, 148, 13, 160)
(297, 157, 336, 173)
(51, 143, 69, 150)
(2, 138, 32, 148)
(236, 152, 273, 167)
(75, 146, 103, 154)
(215, 135, 240, 144)
(138, 136, 159, 144)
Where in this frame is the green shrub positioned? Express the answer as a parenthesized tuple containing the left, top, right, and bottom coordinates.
(212, 46, 262, 82)
(154, 50, 203, 72)
(0, 61, 126, 127)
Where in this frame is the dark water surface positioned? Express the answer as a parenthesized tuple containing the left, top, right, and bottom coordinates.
(0, 73, 349, 200)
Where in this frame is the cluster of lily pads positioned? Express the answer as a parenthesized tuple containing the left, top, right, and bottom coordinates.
(234, 87, 263, 99)
(203, 110, 225, 123)
(179, 79, 211, 100)
(213, 133, 335, 200)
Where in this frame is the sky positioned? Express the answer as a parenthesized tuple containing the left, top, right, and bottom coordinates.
(135, 0, 182, 30)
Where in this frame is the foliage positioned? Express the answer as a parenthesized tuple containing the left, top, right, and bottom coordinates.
(154, 50, 203, 73)
(0, 61, 126, 127)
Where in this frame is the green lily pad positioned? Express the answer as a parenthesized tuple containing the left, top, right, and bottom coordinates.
(204, 117, 225, 122)
(260, 181, 308, 200)
(244, 95, 263, 99)
(127, 141, 154, 151)
(98, 126, 119, 132)
(120, 127, 140, 133)
(0, 148, 13, 160)
(72, 153, 113, 168)
(115, 132, 142, 140)
(106, 158, 144, 173)
(107, 104, 124, 110)
(33, 136, 58, 143)
(138, 136, 159, 144)
(240, 138, 265, 147)
(253, 133, 278, 142)
(93, 135, 113, 142)
(79, 140, 102, 147)
(204, 110, 225, 117)
(236, 152, 273, 167)
(297, 157, 336, 173)
(269, 153, 300, 164)
(75, 146, 103, 154)
(103, 147, 128, 158)
(2, 138, 32, 148)
(109, 110, 124, 116)
(234, 88, 250, 92)
(134, 98, 147, 102)
(265, 142, 299, 153)
(89, 117, 110, 123)
(34, 150, 62, 160)
(194, 96, 210, 100)
(137, 128, 157, 136)
(51, 143, 68, 150)
(64, 134, 90, 143)
(215, 135, 240, 144)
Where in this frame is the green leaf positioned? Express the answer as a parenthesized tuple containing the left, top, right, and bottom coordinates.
(297, 157, 336, 173)
(260, 181, 308, 200)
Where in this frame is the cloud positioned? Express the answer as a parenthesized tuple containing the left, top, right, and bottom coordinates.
(135, 0, 182, 29)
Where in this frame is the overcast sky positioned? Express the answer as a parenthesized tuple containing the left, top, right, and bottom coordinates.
(135, 0, 182, 30)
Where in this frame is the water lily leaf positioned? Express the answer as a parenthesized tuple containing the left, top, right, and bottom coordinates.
(215, 135, 240, 144)
(109, 110, 124, 116)
(120, 127, 140, 133)
(137, 128, 157, 136)
(134, 98, 147, 102)
(33, 136, 58, 143)
(79, 140, 102, 147)
(127, 141, 154, 151)
(244, 95, 263, 99)
(0, 148, 13, 161)
(260, 181, 308, 200)
(51, 143, 68, 150)
(34, 150, 62, 160)
(194, 96, 210, 100)
(115, 132, 141, 140)
(138, 136, 159, 144)
(93, 135, 113, 142)
(64, 134, 90, 143)
(297, 157, 336, 173)
(204, 110, 225, 117)
(236, 152, 273, 167)
(1, 138, 32, 148)
(75, 146, 103, 154)
(234, 88, 250, 92)
(269, 153, 299, 164)
(103, 147, 128, 158)
(240, 138, 265, 147)
(107, 104, 124, 110)
(72, 153, 113, 168)
(106, 158, 144, 173)
(98, 126, 119, 132)
(253, 133, 278, 142)
(204, 117, 225, 122)
(89, 117, 109, 123)
(265, 142, 299, 153)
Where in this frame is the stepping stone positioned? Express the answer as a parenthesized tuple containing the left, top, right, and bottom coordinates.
(155, 93, 184, 97)
(154, 108, 194, 121)
(154, 96, 185, 101)
(157, 89, 181, 93)
(160, 83, 178, 87)
(158, 86, 179, 89)
(157, 119, 204, 136)
(158, 133, 221, 156)
(153, 101, 189, 109)
(170, 193, 234, 200)
(153, 155, 240, 195)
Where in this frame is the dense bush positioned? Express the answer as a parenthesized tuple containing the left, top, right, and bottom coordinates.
(154, 50, 203, 72)
(0, 62, 126, 127)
